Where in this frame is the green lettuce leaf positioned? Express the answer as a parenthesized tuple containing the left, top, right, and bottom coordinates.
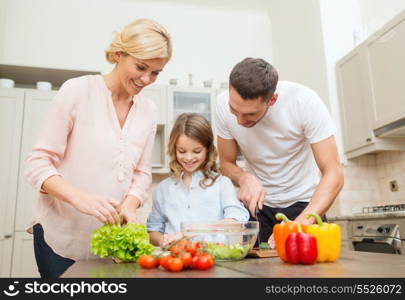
(90, 223, 154, 262)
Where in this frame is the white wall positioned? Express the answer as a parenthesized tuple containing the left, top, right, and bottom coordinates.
(0, 0, 6, 60)
(267, 0, 330, 110)
(358, 0, 405, 39)
(319, 0, 363, 161)
(0, 0, 272, 88)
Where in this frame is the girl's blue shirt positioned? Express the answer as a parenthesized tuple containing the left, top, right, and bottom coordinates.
(146, 171, 249, 234)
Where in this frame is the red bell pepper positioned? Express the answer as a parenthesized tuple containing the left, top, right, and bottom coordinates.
(285, 224, 318, 265)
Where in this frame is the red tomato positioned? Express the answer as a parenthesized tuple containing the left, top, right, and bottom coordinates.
(192, 255, 199, 269)
(192, 253, 214, 270)
(138, 255, 159, 269)
(169, 238, 191, 255)
(185, 242, 198, 256)
(168, 257, 183, 272)
(159, 255, 173, 271)
(186, 241, 204, 256)
(179, 251, 193, 268)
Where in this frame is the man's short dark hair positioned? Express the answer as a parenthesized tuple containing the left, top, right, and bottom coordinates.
(229, 58, 278, 101)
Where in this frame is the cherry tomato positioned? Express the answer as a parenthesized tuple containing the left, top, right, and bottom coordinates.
(159, 255, 173, 271)
(192, 253, 214, 270)
(192, 255, 199, 269)
(138, 255, 159, 269)
(186, 242, 203, 256)
(179, 251, 193, 268)
(169, 238, 191, 255)
(168, 257, 183, 272)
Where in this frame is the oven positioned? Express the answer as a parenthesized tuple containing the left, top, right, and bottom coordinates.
(349, 204, 405, 255)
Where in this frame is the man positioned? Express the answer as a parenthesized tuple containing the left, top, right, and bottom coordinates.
(214, 58, 344, 247)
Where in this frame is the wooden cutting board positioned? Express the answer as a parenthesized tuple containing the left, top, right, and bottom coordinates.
(247, 248, 278, 258)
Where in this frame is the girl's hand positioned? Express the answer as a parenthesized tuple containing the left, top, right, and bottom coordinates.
(68, 192, 120, 224)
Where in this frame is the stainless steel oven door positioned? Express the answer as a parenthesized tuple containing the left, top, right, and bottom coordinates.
(350, 223, 403, 255)
(351, 236, 402, 254)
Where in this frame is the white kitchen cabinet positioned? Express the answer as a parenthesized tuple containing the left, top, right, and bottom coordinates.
(336, 9, 405, 159)
(168, 86, 216, 127)
(0, 88, 60, 277)
(0, 88, 24, 277)
(141, 84, 167, 125)
(337, 45, 374, 154)
(150, 86, 217, 173)
(11, 232, 39, 277)
(0, 239, 13, 277)
(15, 90, 55, 231)
(151, 124, 168, 172)
(366, 15, 405, 129)
(140, 85, 169, 172)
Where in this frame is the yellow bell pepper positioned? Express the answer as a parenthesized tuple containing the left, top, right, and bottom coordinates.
(306, 213, 341, 262)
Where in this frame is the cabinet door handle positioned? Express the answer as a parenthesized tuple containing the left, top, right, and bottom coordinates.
(4, 234, 12, 239)
(366, 138, 372, 142)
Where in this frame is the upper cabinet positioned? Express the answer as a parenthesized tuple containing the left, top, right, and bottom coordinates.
(148, 86, 217, 173)
(336, 9, 405, 159)
(366, 16, 405, 129)
(337, 45, 374, 152)
(168, 86, 216, 127)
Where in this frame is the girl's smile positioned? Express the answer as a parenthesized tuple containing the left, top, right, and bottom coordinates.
(175, 134, 207, 175)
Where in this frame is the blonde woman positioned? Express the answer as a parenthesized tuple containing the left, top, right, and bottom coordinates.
(25, 19, 172, 278)
(147, 113, 249, 247)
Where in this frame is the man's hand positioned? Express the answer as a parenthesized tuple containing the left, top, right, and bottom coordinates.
(238, 173, 265, 217)
(268, 234, 276, 249)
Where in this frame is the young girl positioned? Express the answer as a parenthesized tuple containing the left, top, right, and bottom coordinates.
(147, 113, 249, 246)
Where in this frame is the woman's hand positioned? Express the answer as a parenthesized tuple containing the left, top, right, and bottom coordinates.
(68, 191, 121, 224)
(118, 195, 141, 224)
(161, 232, 183, 247)
(41, 175, 120, 224)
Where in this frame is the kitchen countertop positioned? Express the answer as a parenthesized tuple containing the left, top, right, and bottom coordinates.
(61, 250, 405, 278)
(328, 211, 405, 221)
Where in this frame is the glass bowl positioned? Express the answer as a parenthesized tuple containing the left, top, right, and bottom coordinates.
(180, 221, 259, 261)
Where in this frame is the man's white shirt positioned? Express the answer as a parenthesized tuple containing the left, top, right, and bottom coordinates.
(214, 81, 336, 208)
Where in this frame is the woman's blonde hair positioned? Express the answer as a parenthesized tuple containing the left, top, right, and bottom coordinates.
(168, 113, 220, 188)
(105, 18, 172, 63)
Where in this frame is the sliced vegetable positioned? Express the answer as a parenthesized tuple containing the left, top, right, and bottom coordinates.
(206, 243, 250, 260)
(259, 242, 270, 250)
